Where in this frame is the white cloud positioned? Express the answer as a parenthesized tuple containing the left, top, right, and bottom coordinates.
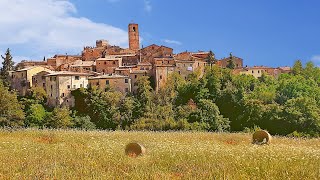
(0, 0, 128, 61)
(144, 0, 152, 13)
(311, 55, 320, 63)
(163, 39, 182, 45)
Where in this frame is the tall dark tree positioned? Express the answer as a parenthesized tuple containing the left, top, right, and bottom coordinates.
(292, 60, 303, 75)
(1, 48, 14, 87)
(206, 50, 216, 68)
(226, 52, 236, 69)
(1, 48, 14, 78)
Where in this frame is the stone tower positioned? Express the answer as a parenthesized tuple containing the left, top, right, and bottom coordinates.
(128, 23, 140, 51)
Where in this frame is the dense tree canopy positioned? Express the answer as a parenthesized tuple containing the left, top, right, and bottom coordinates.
(1, 60, 320, 137)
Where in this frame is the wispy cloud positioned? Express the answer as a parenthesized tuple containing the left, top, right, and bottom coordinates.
(163, 39, 182, 45)
(0, 0, 128, 61)
(311, 55, 320, 63)
(144, 0, 152, 13)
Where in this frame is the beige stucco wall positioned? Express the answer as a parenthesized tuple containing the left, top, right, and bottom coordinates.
(89, 76, 131, 94)
(46, 75, 89, 107)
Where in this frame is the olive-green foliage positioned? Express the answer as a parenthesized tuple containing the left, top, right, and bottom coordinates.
(68, 61, 320, 136)
(25, 104, 47, 127)
(0, 48, 14, 86)
(0, 80, 25, 127)
(45, 107, 73, 129)
(73, 116, 96, 130)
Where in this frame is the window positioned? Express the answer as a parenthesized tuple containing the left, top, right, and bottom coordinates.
(160, 75, 163, 80)
(96, 82, 99, 86)
(178, 71, 181, 75)
(67, 85, 70, 89)
(133, 27, 136, 32)
(43, 83, 45, 87)
(125, 79, 128, 83)
(113, 61, 116, 65)
(106, 80, 110, 85)
(135, 75, 137, 79)
(73, 85, 76, 89)
(168, 61, 170, 64)
(51, 85, 53, 89)
(75, 76, 80, 80)
(62, 93, 65, 97)
(252, 70, 254, 74)
(51, 94, 52, 97)
(258, 70, 260, 74)
(80, 84, 83, 88)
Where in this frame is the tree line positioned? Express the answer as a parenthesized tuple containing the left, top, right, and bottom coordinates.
(1, 49, 319, 137)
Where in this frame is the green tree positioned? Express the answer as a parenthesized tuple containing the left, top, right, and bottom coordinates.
(25, 104, 47, 127)
(226, 53, 236, 69)
(1, 48, 15, 86)
(190, 99, 230, 132)
(206, 50, 216, 68)
(0, 80, 25, 127)
(292, 60, 303, 75)
(46, 107, 73, 128)
(73, 116, 96, 130)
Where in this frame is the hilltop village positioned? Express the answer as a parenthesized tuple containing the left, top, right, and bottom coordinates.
(9, 23, 291, 108)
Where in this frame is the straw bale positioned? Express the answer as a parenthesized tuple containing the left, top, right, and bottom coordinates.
(252, 130, 272, 145)
(125, 142, 146, 157)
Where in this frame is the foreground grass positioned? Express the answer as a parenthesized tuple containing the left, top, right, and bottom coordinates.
(0, 130, 319, 179)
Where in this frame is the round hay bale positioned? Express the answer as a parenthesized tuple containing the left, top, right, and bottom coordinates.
(125, 143, 146, 157)
(252, 130, 272, 145)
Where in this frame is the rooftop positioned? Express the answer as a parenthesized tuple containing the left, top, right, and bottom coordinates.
(44, 71, 93, 76)
(89, 74, 129, 79)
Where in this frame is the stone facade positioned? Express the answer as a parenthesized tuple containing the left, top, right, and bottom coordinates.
(45, 72, 92, 107)
(128, 23, 140, 51)
(32, 70, 54, 91)
(218, 56, 243, 68)
(11, 66, 51, 96)
(96, 56, 122, 74)
(237, 66, 291, 78)
(89, 74, 131, 94)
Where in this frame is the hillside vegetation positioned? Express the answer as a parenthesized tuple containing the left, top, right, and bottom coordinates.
(0, 129, 319, 179)
(1, 60, 320, 137)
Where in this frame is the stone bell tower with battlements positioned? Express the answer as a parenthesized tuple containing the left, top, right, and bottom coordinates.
(128, 23, 140, 51)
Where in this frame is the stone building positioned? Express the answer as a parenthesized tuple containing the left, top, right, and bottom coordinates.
(154, 58, 175, 90)
(140, 44, 173, 64)
(45, 71, 92, 107)
(88, 74, 131, 94)
(47, 54, 82, 70)
(96, 56, 122, 74)
(128, 23, 140, 51)
(11, 66, 51, 96)
(32, 70, 54, 91)
(217, 54, 243, 68)
(129, 70, 149, 93)
(69, 60, 96, 72)
(237, 66, 291, 78)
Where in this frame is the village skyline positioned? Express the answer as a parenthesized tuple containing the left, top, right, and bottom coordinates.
(0, 0, 319, 67)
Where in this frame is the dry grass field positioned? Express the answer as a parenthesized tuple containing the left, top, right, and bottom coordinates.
(0, 129, 319, 179)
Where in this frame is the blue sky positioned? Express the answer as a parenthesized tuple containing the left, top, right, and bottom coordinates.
(0, 0, 319, 67)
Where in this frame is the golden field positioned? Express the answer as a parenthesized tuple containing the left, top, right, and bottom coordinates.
(0, 129, 319, 179)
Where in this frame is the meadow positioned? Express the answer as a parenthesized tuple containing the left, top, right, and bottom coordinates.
(0, 129, 319, 179)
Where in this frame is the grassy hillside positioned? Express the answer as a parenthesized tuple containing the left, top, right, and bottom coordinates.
(0, 130, 319, 179)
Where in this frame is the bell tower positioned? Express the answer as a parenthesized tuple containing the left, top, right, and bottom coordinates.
(128, 23, 140, 51)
